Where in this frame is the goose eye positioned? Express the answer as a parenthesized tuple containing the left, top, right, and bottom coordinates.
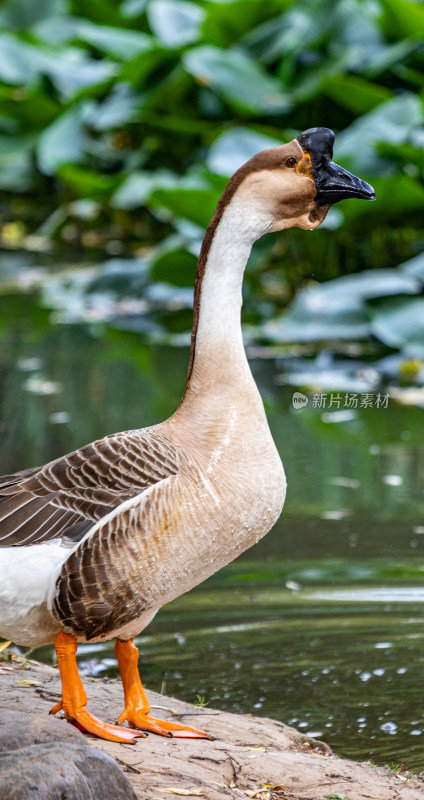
(285, 157, 296, 168)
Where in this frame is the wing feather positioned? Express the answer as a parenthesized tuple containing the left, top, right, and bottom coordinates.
(0, 429, 179, 547)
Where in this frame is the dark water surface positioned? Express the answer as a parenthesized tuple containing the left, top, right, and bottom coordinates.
(1, 291, 424, 770)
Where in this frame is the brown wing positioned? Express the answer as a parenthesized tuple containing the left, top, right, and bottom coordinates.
(0, 429, 179, 547)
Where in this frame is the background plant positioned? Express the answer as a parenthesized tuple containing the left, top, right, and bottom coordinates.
(0, 0, 423, 362)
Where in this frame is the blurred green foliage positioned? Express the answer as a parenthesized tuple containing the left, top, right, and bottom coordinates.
(0, 0, 424, 364)
(0, 0, 422, 284)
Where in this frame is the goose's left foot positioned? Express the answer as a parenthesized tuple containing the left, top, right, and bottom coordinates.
(115, 638, 215, 740)
(52, 631, 145, 744)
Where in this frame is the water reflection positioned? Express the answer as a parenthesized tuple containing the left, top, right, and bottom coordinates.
(1, 292, 424, 769)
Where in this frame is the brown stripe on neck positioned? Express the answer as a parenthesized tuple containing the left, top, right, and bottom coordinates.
(183, 191, 228, 395)
(182, 143, 296, 398)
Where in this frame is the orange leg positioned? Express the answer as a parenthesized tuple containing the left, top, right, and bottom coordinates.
(50, 631, 145, 744)
(115, 638, 214, 739)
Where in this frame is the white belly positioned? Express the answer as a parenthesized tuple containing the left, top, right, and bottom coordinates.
(0, 540, 68, 646)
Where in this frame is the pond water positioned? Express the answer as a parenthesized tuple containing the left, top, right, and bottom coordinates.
(1, 288, 424, 771)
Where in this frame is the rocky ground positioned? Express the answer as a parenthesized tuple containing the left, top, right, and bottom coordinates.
(1, 655, 423, 800)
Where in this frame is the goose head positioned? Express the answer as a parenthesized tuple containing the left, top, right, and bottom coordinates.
(227, 126, 375, 236)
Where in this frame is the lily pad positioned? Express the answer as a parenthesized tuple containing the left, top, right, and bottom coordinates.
(371, 297, 424, 353)
(278, 352, 380, 394)
(378, 352, 424, 384)
(262, 267, 420, 346)
(86, 258, 149, 296)
(399, 252, 424, 282)
(263, 290, 370, 343)
(312, 269, 421, 301)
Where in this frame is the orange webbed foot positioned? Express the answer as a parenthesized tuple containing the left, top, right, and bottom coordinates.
(70, 708, 145, 743)
(115, 638, 215, 741)
(53, 631, 146, 744)
(118, 707, 214, 739)
(51, 701, 145, 743)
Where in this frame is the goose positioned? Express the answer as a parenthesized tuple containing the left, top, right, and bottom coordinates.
(0, 127, 375, 743)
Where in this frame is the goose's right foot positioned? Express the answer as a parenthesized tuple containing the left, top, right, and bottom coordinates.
(115, 638, 214, 740)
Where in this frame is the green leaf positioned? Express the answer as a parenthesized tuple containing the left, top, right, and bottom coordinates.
(74, 21, 153, 61)
(0, 133, 34, 157)
(323, 794, 345, 799)
(33, 15, 83, 45)
(362, 39, 419, 78)
(0, 0, 64, 30)
(380, 0, 424, 38)
(332, 0, 383, 71)
(347, 175, 424, 220)
(207, 127, 281, 176)
(119, 47, 171, 88)
(37, 104, 91, 175)
(150, 247, 197, 287)
(245, 4, 327, 62)
(0, 33, 117, 97)
(148, 0, 206, 48)
(336, 94, 423, 174)
(376, 140, 424, 172)
(0, 33, 43, 85)
(204, 0, 294, 53)
(0, 85, 59, 128)
(182, 45, 290, 114)
(0, 133, 35, 191)
(92, 83, 140, 130)
(322, 75, 393, 115)
(57, 164, 118, 198)
(150, 185, 222, 228)
(0, 151, 34, 192)
(111, 170, 178, 209)
(122, 0, 148, 18)
(42, 49, 117, 98)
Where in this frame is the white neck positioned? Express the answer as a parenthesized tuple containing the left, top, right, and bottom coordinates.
(187, 197, 272, 391)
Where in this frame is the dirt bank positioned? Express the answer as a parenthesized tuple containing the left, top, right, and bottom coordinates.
(1, 655, 423, 800)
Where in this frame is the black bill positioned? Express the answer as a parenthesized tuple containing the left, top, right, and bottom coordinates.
(297, 127, 375, 206)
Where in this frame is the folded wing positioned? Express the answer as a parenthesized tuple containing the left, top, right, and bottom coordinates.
(0, 429, 180, 547)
